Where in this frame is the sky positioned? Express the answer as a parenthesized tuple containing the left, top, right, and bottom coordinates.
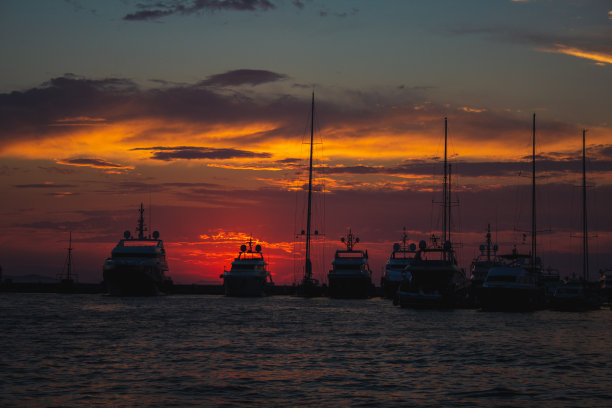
(1, 0, 611, 285)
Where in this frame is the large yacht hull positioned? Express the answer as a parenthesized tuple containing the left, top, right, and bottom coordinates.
(397, 264, 468, 308)
(103, 266, 171, 296)
(222, 275, 270, 297)
(327, 274, 372, 299)
(550, 283, 602, 312)
(479, 286, 545, 312)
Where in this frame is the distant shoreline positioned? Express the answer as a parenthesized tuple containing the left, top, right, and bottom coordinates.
(0, 281, 301, 295)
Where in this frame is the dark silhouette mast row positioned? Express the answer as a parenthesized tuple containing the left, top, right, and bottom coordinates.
(531, 113, 536, 270)
(443, 117, 448, 246)
(66, 232, 73, 281)
(582, 129, 589, 281)
(304, 92, 315, 281)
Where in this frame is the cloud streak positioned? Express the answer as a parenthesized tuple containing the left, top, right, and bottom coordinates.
(199, 69, 288, 87)
(450, 26, 612, 66)
(123, 0, 276, 21)
(56, 158, 133, 169)
(131, 146, 271, 161)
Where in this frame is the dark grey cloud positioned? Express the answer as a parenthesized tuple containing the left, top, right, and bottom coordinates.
(131, 146, 271, 161)
(199, 69, 288, 87)
(123, 0, 276, 21)
(14, 183, 77, 188)
(319, 156, 612, 179)
(59, 158, 127, 168)
(0, 72, 591, 155)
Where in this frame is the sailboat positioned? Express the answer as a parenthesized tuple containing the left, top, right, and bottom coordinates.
(479, 114, 546, 312)
(396, 118, 468, 308)
(57, 232, 76, 293)
(296, 92, 325, 297)
(551, 129, 602, 311)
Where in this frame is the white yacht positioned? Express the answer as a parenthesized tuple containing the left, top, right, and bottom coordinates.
(480, 114, 546, 312)
(328, 229, 373, 299)
(221, 238, 273, 297)
(396, 237, 468, 308)
(103, 204, 172, 296)
(479, 254, 545, 312)
(381, 228, 416, 299)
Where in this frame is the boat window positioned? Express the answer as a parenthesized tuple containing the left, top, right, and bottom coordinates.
(334, 264, 363, 270)
(112, 252, 159, 258)
(486, 275, 517, 282)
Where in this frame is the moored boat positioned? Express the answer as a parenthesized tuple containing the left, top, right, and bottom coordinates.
(396, 118, 468, 308)
(381, 228, 416, 299)
(600, 270, 612, 305)
(550, 279, 601, 311)
(328, 229, 373, 299)
(103, 204, 173, 296)
(550, 129, 601, 311)
(468, 225, 502, 306)
(221, 238, 274, 297)
(479, 255, 545, 312)
(396, 237, 468, 308)
(479, 114, 545, 312)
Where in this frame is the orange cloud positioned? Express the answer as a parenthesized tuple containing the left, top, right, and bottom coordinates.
(542, 43, 612, 65)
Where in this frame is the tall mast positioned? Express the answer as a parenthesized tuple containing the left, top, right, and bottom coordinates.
(486, 223, 492, 262)
(66, 231, 73, 280)
(138, 203, 145, 239)
(304, 92, 315, 280)
(443, 117, 448, 245)
(448, 163, 452, 246)
(531, 113, 536, 270)
(582, 129, 589, 281)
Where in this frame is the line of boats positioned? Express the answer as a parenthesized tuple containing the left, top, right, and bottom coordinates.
(53, 99, 610, 311)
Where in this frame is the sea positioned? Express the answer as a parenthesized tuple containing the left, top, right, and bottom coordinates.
(1, 293, 611, 407)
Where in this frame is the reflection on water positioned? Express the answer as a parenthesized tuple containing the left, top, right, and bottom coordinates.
(1, 294, 611, 407)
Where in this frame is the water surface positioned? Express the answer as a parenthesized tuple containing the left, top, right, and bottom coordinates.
(1, 294, 610, 407)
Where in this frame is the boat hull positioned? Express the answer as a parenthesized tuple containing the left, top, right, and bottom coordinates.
(103, 266, 171, 296)
(296, 279, 326, 297)
(381, 278, 401, 299)
(222, 275, 270, 297)
(479, 286, 545, 312)
(397, 263, 468, 308)
(396, 289, 458, 309)
(327, 274, 373, 299)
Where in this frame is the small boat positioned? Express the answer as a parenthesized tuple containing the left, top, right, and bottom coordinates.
(381, 228, 416, 299)
(328, 229, 373, 299)
(551, 279, 601, 311)
(296, 92, 325, 297)
(103, 204, 173, 296)
(221, 238, 274, 297)
(600, 269, 612, 305)
(57, 232, 76, 293)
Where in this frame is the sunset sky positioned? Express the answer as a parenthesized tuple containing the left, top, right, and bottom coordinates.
(1, 0, 611, 285)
